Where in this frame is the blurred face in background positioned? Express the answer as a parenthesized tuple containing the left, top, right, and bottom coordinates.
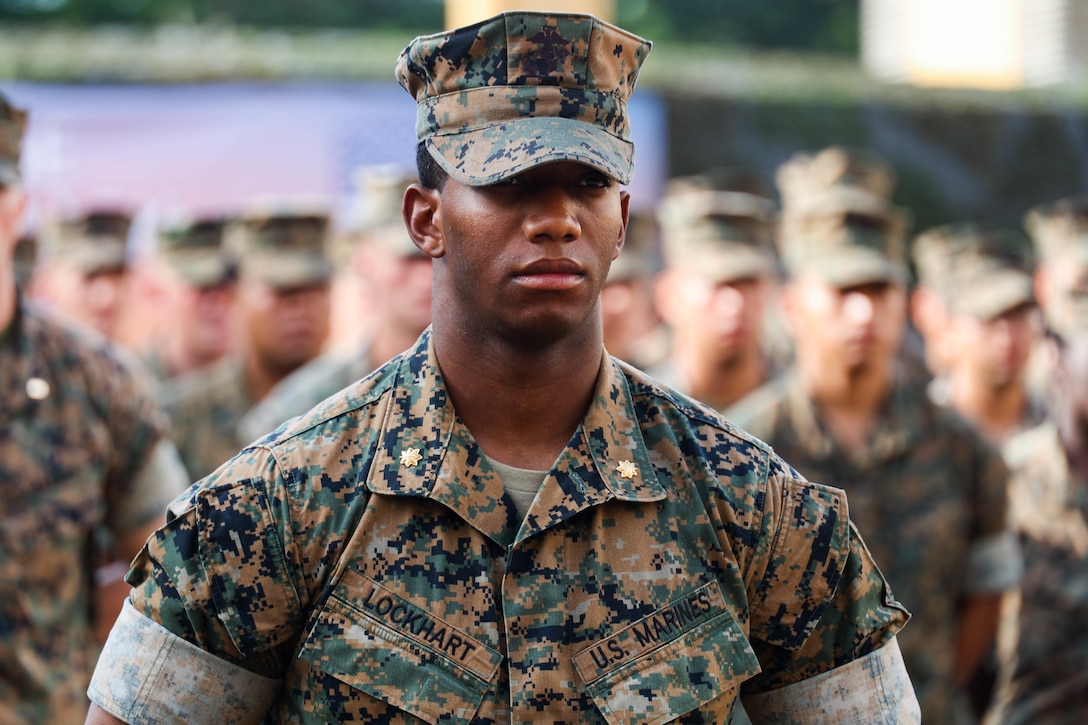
(237, 274, 331, 378)
(355, 242, 432, 339)
(656, 269, 771, 366)
(40, 262, 131, 340)
(785, 274, 907, 378)
(945, 303, 1042, 389)
(162, 269, 237, 368)
(1037, 259, 1088, 339)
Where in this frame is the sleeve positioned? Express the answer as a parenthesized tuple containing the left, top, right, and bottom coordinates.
(88, 600, 280, 725)
(122, 448, 305, 678)
(104, 437, 192, 536)
(742, 636, 920, 723)
(743, 466, 910, 693)
(964, 434, 1022, 593)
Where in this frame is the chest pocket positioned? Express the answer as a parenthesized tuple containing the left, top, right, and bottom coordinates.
(298, 567, 503, 725)
(573, 581, 760, 725)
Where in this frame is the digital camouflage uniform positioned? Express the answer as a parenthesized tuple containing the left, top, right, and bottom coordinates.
(0, 297, 182, 723)
(727, 147, 1020, 724)
(986, 422, 1088, 724)
(237, 338, 378, 443)
(730, 367, 1015, 724)
(90, 330, 914, 723)
(162, 355, 254, 482)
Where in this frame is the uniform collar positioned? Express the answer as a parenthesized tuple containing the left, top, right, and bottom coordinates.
(365, 330, 666, 548)
(784, 369, 922, 469)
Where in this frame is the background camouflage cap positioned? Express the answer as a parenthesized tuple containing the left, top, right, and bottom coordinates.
(354, 166, 422, 258)
(158, 216, 234, 287)
(0, 92, 26, 186)
(1023, 195, 1088, 267)
(42, 209, 133, 274)
(912, 222, 1036, 319)
(776, 192, 911, 287)
(658, 172, 778, 284)
(775, 145, 909, 287)
(607, 211, 660, 283)
(776, 145, 896, 218)
(396, 11, 651, 186)
(231, 208, 333, 289)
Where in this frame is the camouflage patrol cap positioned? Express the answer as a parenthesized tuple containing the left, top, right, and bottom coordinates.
(776, 190, 911, 287)
(912, 222, 1035, 319)
(607, 211, 659, 283)
(43, 209, 133, 274)
(355, 166, 421, 258)
(0, 92, 26, 186)
(396, 11, 651, 186)
(158, 216, 233, 287)
(1023, 196, 1088, 267)
(776, 146, 896, 217)
(658, 177, 777, 284)
(775, 146, 909, 287)
(232, 209, 333, 289)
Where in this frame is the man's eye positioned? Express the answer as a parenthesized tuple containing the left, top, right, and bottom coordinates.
(581, 173, 612, 189)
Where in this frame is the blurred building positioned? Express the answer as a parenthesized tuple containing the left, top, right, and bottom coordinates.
(446, 0, 615, 28)
(863, 0, 1088, 88)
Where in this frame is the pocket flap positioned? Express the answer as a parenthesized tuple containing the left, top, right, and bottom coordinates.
(299, 568, 502, 725)
(575, 581, 760, 724)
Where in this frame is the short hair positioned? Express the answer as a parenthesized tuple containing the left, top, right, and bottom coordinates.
(416, 143, 448, 191)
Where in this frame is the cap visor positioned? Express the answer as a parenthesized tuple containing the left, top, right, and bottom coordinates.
(428, 116, 633, 187)
(794, 250, 906, 288)
(244, 254, 333, 290)
(953, 271, 1035, 320)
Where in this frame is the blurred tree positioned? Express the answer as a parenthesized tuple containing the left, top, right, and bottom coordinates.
(0, 0, 858, 55)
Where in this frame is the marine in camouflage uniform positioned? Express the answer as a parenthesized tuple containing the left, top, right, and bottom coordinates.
(911, 222, 1047, 447)
(141, 215, 236, 383)
(985, 334, 1088, 724)
(162, 208, 333, 481)
(33, 208, 135, 342)
(647, 171, 781, 412)
(0, 92, 189, 724)
(237, 168, 431, 442)
(730, 149, 1020, 724)
(88, 13, 919, 723)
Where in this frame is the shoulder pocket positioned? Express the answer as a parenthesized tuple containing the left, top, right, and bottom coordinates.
(574, 581, 760, 724)
(299, 568, 503, 725)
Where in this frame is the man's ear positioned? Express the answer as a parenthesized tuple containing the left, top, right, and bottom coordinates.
(615, 191, 631, 262)
(403, 184, 445, 259)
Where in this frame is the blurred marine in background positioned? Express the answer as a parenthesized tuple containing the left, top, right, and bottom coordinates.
(162, 207, 332, 481)
(731, 145, 1021, 725)
(0, 90, 189, 723)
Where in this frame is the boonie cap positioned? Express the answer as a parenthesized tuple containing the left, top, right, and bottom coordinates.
(912, 223, 1036, 320)
(396, 11, 652, 186)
